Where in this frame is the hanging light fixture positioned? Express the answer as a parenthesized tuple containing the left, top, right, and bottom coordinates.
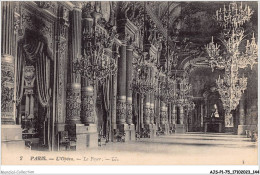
(73, 2, 118, 84)
(132, 2, 154, 95)
(206, 2, 257, 71)
(205, 2, 257, 127)
(158, 2, 194, 112)
(132, 53, 154, 94)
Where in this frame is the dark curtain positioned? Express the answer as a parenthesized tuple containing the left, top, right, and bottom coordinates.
(16, 42, 25, 105)
(23, 41, 51, 106)
(102, 75, 111, 140)
(22, 33, 52, 149)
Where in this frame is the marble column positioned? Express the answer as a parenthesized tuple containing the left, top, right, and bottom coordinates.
(117, 42, 127, 124)
(126, 45, 133, 124)
(66, 6, 82, 125)
(81, 11, 95, 125)
(179, 105, 184, 124)
(1, 1, 16, 125)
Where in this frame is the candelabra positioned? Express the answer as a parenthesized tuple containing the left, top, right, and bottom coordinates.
(205, 2, 257, 127)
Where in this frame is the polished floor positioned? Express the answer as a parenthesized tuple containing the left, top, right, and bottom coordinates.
(2, 132, 258, 165)
(91, 132, 258, 165)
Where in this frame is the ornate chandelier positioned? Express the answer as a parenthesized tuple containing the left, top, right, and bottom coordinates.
(132, 53, 154, 95)
(73, 4, 118, 84)
(216, 66, 247, 126)
(206, 2, 257, 71)
(205, 2, 257, 127)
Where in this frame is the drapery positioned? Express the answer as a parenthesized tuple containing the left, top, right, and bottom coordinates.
(102, 75, 111, 140)
(16, 42, 25, 105)
(22, 32, 52, 149)
(23, 40, 51, 107)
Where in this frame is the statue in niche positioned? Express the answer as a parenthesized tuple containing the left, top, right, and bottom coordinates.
(211, 104, 219, 118)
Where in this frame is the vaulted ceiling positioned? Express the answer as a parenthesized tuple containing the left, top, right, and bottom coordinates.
(147, 1, 258, 70)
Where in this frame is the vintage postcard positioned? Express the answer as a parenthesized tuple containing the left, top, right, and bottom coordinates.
(1, 1, 258, 170)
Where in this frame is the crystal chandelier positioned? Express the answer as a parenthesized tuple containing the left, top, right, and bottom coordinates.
(205, 2, 257, 127)
(206, 2, 257, 71)
(216, 67, 247, 127)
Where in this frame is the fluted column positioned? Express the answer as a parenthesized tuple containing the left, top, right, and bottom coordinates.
(117, 41, 127, 124)
(66, 6, 82, 124)
(1, 2, 16, 124)
(126, 45, 133, 124)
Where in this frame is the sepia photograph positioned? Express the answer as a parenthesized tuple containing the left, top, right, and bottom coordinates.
(1, 0, 258, 172)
